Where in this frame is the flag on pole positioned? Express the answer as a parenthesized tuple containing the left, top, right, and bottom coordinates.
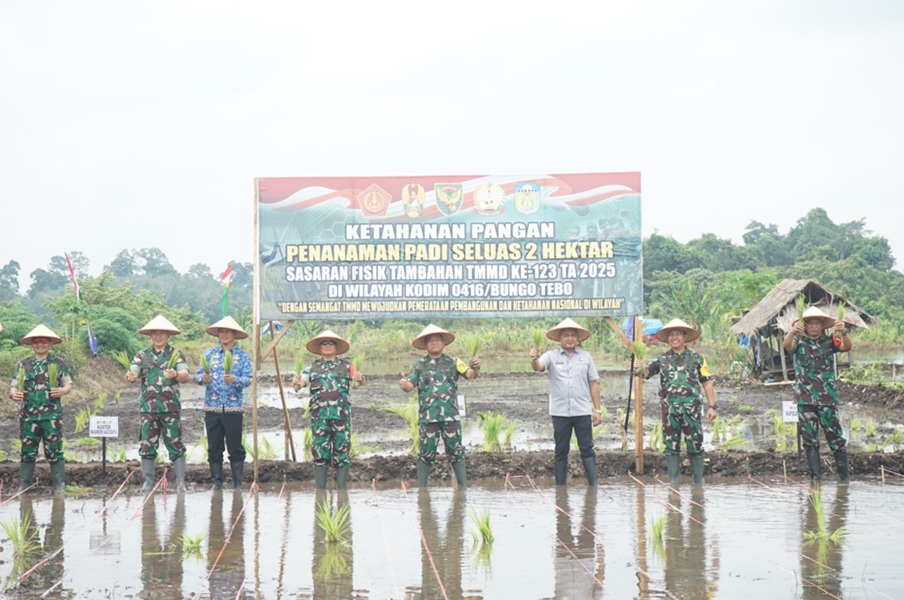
(87, 323, 98, 358)
(65, 252, 80, 301)
(219, 263, 233, 318)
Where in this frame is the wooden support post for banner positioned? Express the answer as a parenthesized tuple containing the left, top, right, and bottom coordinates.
(269, 321, 297, 462)
(780, 341, 789, 382)
(252, 323, 260, 484)
(633, 316, 644, 475)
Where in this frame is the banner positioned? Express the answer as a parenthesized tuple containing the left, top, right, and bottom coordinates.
(256, 173, 642, 321)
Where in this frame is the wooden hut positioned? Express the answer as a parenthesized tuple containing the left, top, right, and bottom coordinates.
(729, 279, 877, 381)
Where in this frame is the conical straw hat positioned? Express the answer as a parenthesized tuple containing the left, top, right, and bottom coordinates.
(306, 330, 350, 355)
(793, 306, 836, 329)
(205, 316, 249, 340)
(20, 324, 63, 345)
(655, 318, 700, 343)
(138, 314, 181, 335)
(412, 324, 455, 350)
(546, 318, 591, 342)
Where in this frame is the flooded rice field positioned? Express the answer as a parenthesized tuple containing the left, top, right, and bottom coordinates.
(1, 478, 902, 598)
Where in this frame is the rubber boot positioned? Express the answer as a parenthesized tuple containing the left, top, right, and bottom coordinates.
(50, 460, 66, 494)
(336, 465, 349, 490)
(666, 454, 681, 486)
(416, 461, 430, 488)
(210, 462, 224, 491)
(554, 460, 568, 486)
(581, 456, 598, 486)
(452, 459, 467, 488)
(18, 461, 36, 493)
(230, 460, 244, 491)
(314, 464, 328, 490)
(141, 458, 157, 491)
(805, 447, 822, 484)
(834, 449, 850, 483)
(690, 454, 705, 485)
(173, 456, 187, 492)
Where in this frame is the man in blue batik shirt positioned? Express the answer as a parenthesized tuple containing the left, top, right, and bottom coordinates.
(198, 316, 252, 491)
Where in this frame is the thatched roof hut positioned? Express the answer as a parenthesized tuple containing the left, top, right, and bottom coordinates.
(729, 279, 877, 380)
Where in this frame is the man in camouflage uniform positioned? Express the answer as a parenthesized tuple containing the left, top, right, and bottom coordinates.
(9, 324, 72, 493)
(782, 306, 852, 483)
(399, 324, 480, 488)
(197, 316, 253, 491)
(126, 315, 190, 492)
(292, 330, 363, 490)
(638, 319, 717, 486)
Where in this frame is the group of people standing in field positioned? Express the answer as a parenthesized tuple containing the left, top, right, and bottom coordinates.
(5, 304, 852, 494)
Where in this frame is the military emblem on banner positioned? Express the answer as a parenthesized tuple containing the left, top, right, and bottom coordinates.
(358, 184, 391, 217)
(402, 183, 425, 218)
(473, 183, 506, 216)
(514, 182, 541, 215)
(435, 183, 463, 216)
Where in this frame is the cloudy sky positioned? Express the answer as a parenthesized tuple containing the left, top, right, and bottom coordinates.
(2, 1, 902, 291)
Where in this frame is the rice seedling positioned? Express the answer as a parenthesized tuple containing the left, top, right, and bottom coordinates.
(1, 511, 40, 565)
(850, 418, 863, 432)
(647, 423, 664, 452)
(71, 437, 101, 446)
(478, 411, 513, 452)
(503, 422, 516, 447)
(166, 350, 180, 371)
(47, 363, 59, 390)
(531, 329, 545, 349)
(865, 420, 877, 437)
(17, 367, 26, 393)
(351, 354, 364, 389)
(796, 294, 806, 323)
(469, 504, 495, 547)
(315, 498, 351, 544)
(259, 434, 277, 459)
(112, 449, 128, 462)
(303, 427, 313, 458)
(721, 434, 747, 449)
(113, 392, 121, 405)
(0, 447, 6, 461)
(465, 334, 481, 358)
(631, 340, 649, 360)
(223, 350, 234, 375)
(382, 402, 420, 455)
(803, 490, 845, 545)
(65, 484, 87, 496)
(74, 406, 92, 434)
(293, 357, 304, 391)
(113, 350, 133, 372)
(199, 354, 210, 375)
(93, 393, 108, 413)
(177, 533, 206, 559)
(649, 512, 667, 561)
(712, 416, 722, 442)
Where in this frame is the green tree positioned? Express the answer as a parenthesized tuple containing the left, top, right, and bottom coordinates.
(0, 260, 20, 301)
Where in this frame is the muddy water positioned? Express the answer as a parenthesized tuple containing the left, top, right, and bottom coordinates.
(1, 479, 902, 598)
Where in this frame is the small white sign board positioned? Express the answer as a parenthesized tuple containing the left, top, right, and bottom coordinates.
(781, 401, 798, 423)
(457, 394, 467, 417)
(89, 416, 119, 438)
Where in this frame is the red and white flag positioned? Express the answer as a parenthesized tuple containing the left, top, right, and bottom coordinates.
(65, 252, 80, 301)
(218, 263, 234, 287)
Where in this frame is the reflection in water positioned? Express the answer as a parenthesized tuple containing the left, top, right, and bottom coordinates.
(553, 487, 604, 599)
(208, 491, 248, 599)
(801, 485, 847, 599)
(140, 495, 185, 597)
(313, 489, 354, 598)
(663, 488, 708, 598)
(416, 489, 464, 599)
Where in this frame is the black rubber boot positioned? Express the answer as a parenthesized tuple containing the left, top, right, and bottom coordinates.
(581, 456, 598, 486)
(173, 456, 187, 492)
(141, 458, 157, 492)
(554, 460, 568, 486)
(314, 465, 328, 490)
(666, 454, 681, 486)
(806, 447, 822, 483)
(18, 461, 36, 493)
(452, 459, 467, 488)
(690, 454, 704, 485)
(50, 460, 66, 494)
(230, 460, 244, 491)
(210, 462, 224, 491)
(834, 449, 850, 483)
(416, 462, 430, 488)
(336, 465, 349, 490)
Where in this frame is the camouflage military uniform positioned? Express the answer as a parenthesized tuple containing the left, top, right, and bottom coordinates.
(646, 349, 712, 456)
(791, 333, 846, 452)
(131, 344, 188, 460)
(12, 356, 71, 463)
(303, 358, 353, 467)
(405, 354, 468, 465)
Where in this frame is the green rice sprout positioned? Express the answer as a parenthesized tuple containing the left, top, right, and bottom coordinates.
(93, 393, 108, 413)
(166, 350, 180, 371)
(0, 447, 6, 461)
(293, 357, 304, 391)
(796, 294, 806, 323)
(478, 411, 513, 452)
(17, 367, 26, 393)
(803, 490, 846, 544)
(531, 329, 545, 349)
(113, 350, 133, 371)
(74, 406, 92, 434)
(47, 363, 59, 391)
(865, 420, 877, 437)
(259, 434, 277, 459)
(465, 334, 481, 358)
(649, 512, 667, 561)
(112, 449, 127, 462)
(468, 504, 495, 546)
(647, 423, 664, 451)
(383, 402, 420, 455)
(178, 533, 206, 559)
(65, 484, 87, 496)
(199, 354, 210, 375)
(351, 354, 364, 389)
(837, 300, 845, 322)
(631, 340, 649, 360)
(1, 511, 41, 565)
(223, 350, 233, 375)
(113, 392, 121, 405)
(315, 498, 351, 544)
(71, 437, 101, 446)
(303, 427, 313, 459)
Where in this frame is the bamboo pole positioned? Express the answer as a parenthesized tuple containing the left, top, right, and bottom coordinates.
(252, 323, 260, 484)
(270, 321, 296, 462)
(633, 316, 644, 475)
